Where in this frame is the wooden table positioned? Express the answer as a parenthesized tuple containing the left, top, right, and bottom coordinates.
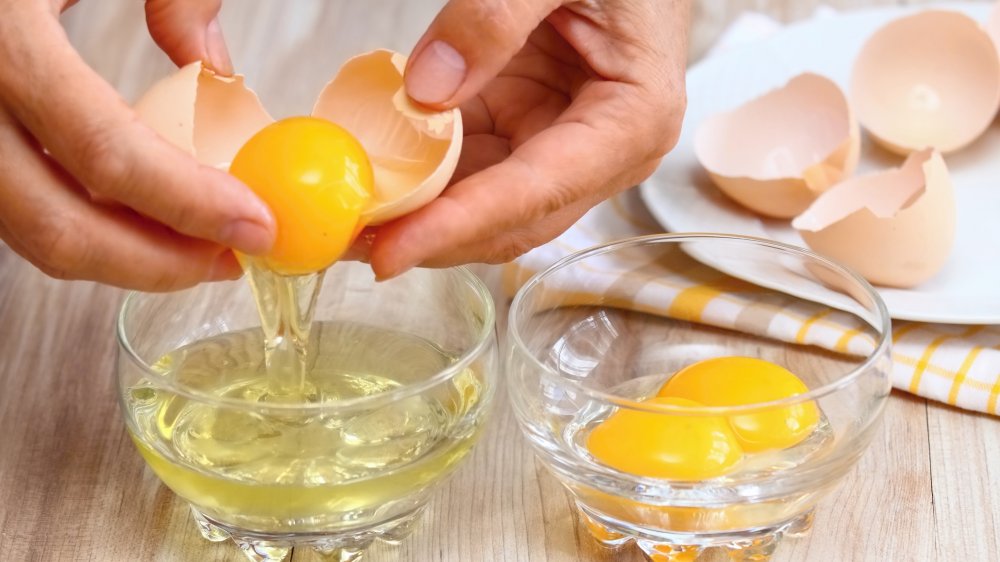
(2, 1, 998, 560)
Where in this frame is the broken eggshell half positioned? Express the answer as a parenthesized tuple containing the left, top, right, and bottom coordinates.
(791, 149, 955, 289)
(134, 49, 462, 226)
(851, 10, 1000, 155)
(694, 73, 860, 219)
(133, 63, 274, 170)
(312, 50, 462, 225)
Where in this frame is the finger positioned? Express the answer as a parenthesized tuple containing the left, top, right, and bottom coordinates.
(0, 109, 240, 291)
(453, 132, 511, 182)
(414, 197, 592, 268)
(341, 228, 376, 264)
(145, 0, 232, 75)
(404, 0, 563, 107)
(375, 158, 657, 274)
(347, 130, 509, 267)
(0, 15, 275, 256)
(0, 220, 35, 267)
(369, 86, 672, 279)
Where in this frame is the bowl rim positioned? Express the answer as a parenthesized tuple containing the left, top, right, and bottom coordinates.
(507, 233, 892, 416)
(116, 264, 496, 411)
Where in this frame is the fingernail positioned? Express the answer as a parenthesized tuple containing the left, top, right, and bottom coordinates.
(205, 18, 234, 75)
(405, 40, 466, 104)
(208, 252, 243, 281)
(219, 219, 273, 255)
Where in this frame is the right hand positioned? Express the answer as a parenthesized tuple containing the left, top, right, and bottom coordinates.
(0, 0, 275, 291)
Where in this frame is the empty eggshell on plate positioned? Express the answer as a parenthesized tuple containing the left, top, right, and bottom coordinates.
(312, 50, 463, 225)
(135, 50, 463, 225)
(791, 149, 955, 289)
(694, 73, 860, 219)
(851, 10, 1000, 155)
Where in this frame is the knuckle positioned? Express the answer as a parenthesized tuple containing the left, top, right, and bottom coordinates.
(26, 212, 88, 279)
(538, 184, 576, 220)
(637, 158, 661, 180)
(146, 268, 189, 292)
(509, 155, 576, 221)
(650, 87, 686, 158)
(72, 121, 206, 236)
(35, 261, 76, 282)
(477, 0, 519, 40)
(634, 101, 684, 162)
(158, 197, 202, 236)
(458, 0, 538, 52)
(484, 230, 540, 264)
(657, 106, 685, 155)
(628, 157, 662, 187)
(73, 122, 137, 197)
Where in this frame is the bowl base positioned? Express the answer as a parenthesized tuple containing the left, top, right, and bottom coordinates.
(190, 506, 427, 561)
(578, 505, 815, 561)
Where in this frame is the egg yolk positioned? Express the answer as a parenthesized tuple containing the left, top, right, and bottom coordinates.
(657, 357, 819, 453)
(229, 116, 374, 275)
(586, 397, 742, 480)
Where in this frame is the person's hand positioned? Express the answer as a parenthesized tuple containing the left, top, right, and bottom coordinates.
(0, 0, 274, 291)
(367, 0, 689, 279)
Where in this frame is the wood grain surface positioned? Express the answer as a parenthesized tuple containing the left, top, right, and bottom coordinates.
(1, 1, 998, 561)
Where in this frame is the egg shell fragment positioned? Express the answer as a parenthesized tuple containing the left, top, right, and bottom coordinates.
(312, 50, 463, 225)
(851, 10, 1000, 155)
(791, 149, 955, 289)
(134, 62, 274, 169)
(695, 73, 860, 219)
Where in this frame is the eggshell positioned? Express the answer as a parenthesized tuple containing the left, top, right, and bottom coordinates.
(791, 149, 955, 289)
(134, 62, 274, 169)
(312, 50, 463, 225)
(694, 73, 860, 219)
(851, 10, 1000, 155)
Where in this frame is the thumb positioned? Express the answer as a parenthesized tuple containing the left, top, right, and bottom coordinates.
(405, 0, 561, 108)
(145, 0, 232, 75)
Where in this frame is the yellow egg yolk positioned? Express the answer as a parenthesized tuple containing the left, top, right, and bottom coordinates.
(229, 116, 374, 275)
(586, 397, 742, 481)
(657, 357, 819, 453)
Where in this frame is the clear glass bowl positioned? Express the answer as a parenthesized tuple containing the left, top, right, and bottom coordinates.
(117, 262, 497, 562)
(507, 234, 892, 561)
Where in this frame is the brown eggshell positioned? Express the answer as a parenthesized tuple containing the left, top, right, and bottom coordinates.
(851, 10, 1000, 155)
(695, 73, 860, 219)
(312, 50, 463, 225)
(791, 149, 955, 288)
(134, 62, 274, 169)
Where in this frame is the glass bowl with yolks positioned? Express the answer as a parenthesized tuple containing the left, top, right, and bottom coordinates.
(507, 234, 892, 561)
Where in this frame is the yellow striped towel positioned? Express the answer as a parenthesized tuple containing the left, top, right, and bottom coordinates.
(507, 189, 1000, 416)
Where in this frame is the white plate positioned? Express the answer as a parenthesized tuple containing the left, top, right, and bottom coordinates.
(641, 3, 1000, 324)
